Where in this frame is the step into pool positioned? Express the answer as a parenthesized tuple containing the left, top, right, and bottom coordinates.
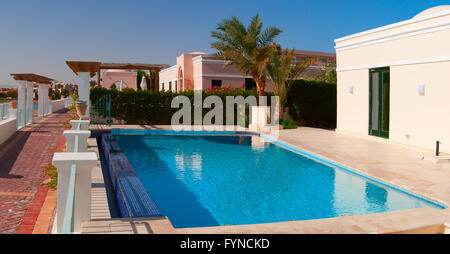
(109, 130, 445, 228)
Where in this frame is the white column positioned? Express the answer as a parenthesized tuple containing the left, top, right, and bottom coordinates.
(37, 85, 44, 116)
(77, 72, 90, 118)
(44, 85, 49, 115)
(16, 80, 26, 127)
(25, 82, 34, 124)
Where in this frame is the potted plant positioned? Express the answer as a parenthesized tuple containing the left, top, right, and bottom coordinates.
(75, 100, 87, 117)
(10, 100, 17, 109)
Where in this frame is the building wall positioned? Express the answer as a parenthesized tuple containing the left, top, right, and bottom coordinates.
(160, 51, 334, 93)
(102, 71, 137, 90)
(335, 7, 450, 152)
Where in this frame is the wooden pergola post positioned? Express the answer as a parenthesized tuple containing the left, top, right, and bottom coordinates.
(155, 70, 159, 91)
(148, 70, 152, 91)
(97, 71, 101, 87)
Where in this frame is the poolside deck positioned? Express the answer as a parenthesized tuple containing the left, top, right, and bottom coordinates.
(82, 125, 450, 234)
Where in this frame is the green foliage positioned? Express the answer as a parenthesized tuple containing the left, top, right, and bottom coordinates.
(61, 88, 69, 97)
(280, 119, 297, 129)
(211, 14, 282, 97)
(52, 90, 61, 100)
(266, 44, 316, 116)
(286, 79, 336, 129)
(313, 60, 337, 85)
(5, 89, 17, 98)
(41, 164, 57, 189)
(90, 87, 260, 125)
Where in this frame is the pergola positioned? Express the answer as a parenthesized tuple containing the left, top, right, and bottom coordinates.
(10, 73, 54, 127)
(66, 61, 170, 117)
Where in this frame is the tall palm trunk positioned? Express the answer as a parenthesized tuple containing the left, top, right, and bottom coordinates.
(255, 76, 266, 105)
(278, 102, 284, 121)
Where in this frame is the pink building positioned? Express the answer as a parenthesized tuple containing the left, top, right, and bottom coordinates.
(158, 50, 336, 92)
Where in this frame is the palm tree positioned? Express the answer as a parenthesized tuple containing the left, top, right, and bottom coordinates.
(266, 44, 316, 119)
(211, 14, 282, 102)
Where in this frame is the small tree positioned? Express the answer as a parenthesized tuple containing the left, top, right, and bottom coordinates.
(314, 59, 337, 84)
(266, 44, 316, 119)
(89, 80, 97, 88)
(211, 14, 282, 102)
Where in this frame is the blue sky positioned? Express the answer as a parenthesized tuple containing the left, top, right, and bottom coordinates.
(0, 0, 447, 85)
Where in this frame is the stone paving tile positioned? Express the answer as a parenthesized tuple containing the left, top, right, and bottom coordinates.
(0, 110, 69, 234)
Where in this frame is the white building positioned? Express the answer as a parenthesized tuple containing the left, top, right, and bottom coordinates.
(335, 6, 450, 153)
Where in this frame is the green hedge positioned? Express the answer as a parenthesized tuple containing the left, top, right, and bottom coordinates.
(91, 80, 336, 128)
(286, 79, 336, 129)
(90, 88, 259, 125)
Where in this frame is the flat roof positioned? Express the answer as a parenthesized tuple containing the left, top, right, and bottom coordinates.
(101, 63, 170, 70)
(293, 50, 336, 58)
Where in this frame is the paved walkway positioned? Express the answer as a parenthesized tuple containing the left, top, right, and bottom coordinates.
(0, 110, 69, 234)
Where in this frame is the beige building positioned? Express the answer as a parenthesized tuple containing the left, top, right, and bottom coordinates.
(159, 50, 335, 92)
(335, 6, 450, 153)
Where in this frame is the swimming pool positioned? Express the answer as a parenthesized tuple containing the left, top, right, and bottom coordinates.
(108, 129, 445, 228)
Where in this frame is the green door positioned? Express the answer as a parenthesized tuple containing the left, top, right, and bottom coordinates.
(369, 67, 390, 138)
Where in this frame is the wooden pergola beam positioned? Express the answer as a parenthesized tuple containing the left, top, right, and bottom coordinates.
(66, 61, 169, 89)
(66, 61, 102, 77)
(100, 63, 170, 71)
(10, 73, 54, 84)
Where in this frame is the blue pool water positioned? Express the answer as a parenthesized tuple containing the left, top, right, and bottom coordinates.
(113, 132, 444, 228)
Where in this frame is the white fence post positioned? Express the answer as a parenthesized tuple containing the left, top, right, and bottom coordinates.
(53, 120, 98, 233)
(70, 120, 90, 130)
(63, 130, 90, 152)
(53, 152, 97, 233)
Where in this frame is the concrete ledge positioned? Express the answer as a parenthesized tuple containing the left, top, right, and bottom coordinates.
(63, 130, 91, 137)
(52, 152, 98, 166)
(0, 118, 18, 145)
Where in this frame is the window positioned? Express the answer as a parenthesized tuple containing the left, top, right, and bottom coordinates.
(175, 80, 177, 93)
(169, 81, 172, 91)
(162, 83, 164, 91)
(211, 80, 222, 87)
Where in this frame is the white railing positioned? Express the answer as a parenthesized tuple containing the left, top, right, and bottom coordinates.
(52, 118, 97, 233)
(0, 103, 18, 145)
(61, 121, 81, 233)
(0, 103, 9, 120)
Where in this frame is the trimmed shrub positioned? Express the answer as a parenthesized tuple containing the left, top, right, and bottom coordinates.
(90, 88, 259, 125)
(280, 119, 297, 129)
(286, 80, 336, 129)
(91, 81, 336, 129)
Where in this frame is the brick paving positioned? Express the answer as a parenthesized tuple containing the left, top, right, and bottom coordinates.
(0, 110, 69, 234)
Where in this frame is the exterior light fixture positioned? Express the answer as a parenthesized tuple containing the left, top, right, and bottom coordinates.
(348, 85, 354, 94)
(418, 84, 425, 96)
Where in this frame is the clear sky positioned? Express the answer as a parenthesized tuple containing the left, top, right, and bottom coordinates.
(0, 0, 447, 85)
